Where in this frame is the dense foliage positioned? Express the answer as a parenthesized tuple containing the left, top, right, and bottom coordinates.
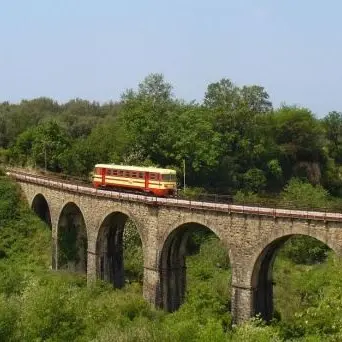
(1, 73, 342, 201)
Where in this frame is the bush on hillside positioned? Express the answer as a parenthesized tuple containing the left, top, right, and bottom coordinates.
(280, 178, 329, 209)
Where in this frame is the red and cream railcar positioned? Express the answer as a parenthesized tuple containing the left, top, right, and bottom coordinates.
(92, 164, 177, 197)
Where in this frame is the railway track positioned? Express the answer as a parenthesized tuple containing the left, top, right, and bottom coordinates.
(5, 168, 342, 223)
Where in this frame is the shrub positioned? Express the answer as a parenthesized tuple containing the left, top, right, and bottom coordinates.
(0, 178, 21, 222)
(230, 317, 282, 342)
(18, 276, 86, 341)
(242, 168, 267, 192)
(0, 294, 19, 342)
(233, 190, 260, 204)
(179, 187, 206, 200)
(281, 178, 329, 209)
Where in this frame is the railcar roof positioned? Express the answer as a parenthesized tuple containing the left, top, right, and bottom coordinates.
(94, 164, 176, 174)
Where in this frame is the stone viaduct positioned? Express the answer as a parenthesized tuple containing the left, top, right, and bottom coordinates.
(8, 171, 342, 323)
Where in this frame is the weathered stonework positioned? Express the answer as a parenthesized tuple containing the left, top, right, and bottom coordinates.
(14, 178, 342, 324)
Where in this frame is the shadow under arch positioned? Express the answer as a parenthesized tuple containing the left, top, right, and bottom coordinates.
(251, 234, 333, 322)
(31, 193, 52, 229)
(159, 221, 231, 312)
(96, 211, 144, 289)
(57, 202, 87, 273)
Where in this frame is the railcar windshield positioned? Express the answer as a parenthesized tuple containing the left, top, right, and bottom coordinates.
(162, 174, 176, 182)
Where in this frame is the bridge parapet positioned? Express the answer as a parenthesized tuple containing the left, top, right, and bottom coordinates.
(7, 170, 342, 222)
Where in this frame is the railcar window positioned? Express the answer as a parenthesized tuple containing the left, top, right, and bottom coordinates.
(119, 170, 124, 176)
(162, 174, 176, 181)
(106, 169, 111, 175)
(113, 170, 118, 176)
(124, 171, 130, 177)
(132, 172, 137, 178)
(150, 173, 156, 180)
(139, 172, 144, 178)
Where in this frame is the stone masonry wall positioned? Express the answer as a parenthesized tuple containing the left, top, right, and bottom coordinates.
(16, 180, 342, 324)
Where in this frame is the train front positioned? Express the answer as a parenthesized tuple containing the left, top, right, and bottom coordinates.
(160, 170, 177, 196)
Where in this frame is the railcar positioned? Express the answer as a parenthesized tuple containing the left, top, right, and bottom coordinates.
(92, 164, 177, 197)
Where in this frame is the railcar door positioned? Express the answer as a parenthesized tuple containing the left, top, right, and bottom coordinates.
(144, 172, 149, 190)
(101, 168, 106, 186)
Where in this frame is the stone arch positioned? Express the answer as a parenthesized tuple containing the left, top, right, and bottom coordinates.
(97, 207, 145, 250)
(31, 193, 52, 229)
(161, 216, 230, 251)
(160, 216, 234, 265)
(250, 231, 336, 322)
(159, 219, 232, 312)
(96, 209, 145, 288)
(57, 202, 88, 273)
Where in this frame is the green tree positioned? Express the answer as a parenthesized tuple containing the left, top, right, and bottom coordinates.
(136, 73, 173, 102)
(321, 158, 342, 196)
(163, 106, 223, 185)
(242, 168, 267, 192)
(57, 98, 106, 139)
(60, 117, 128, 176)
(10, 121, 71, 171)
(322, 111, 342, 163)
(8, 128, 36, 166)
(120, 73, 179, 165)
(0, 98, 59, 148)
(272, 106, 325, 184)
(203, 78, 239, 110)
(239, 85, 273, 113)
(203, 78, 274, 192)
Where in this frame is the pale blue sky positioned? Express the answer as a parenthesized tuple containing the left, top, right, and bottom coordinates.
(1, 0, 341, 116)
